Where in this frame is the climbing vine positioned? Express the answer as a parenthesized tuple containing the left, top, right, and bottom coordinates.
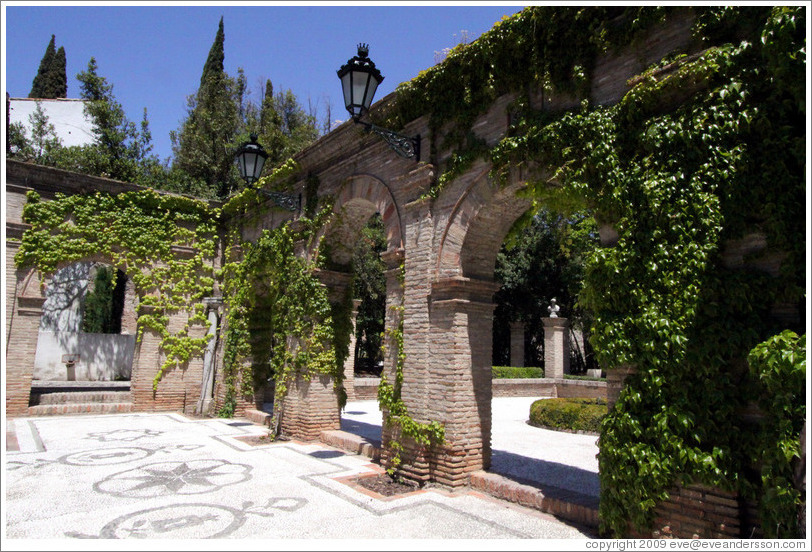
(380, 4, 804, 536)
(218, 185, 351, 434)
(480, 6, 805, 536)
(377, 263, 445, 476)
(16, 188, 218, 390)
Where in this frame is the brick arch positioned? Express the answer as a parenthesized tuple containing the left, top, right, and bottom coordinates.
(436, 171, 533, 281)
(317, 174, 404, 266)
(334, 174, 403, 251)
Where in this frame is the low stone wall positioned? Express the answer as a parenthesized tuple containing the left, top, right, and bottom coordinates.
(354, 376, 606, 400)
(555, 378, 607, 400)
(354, 377, 381, 401)
(492, 378, 557, 397)
(495, 377, 607, 400)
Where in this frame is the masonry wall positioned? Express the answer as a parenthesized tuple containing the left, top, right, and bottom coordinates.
(5, 160, 219, 416)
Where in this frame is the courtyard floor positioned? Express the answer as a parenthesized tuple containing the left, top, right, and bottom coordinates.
(3, 397, 597, 544)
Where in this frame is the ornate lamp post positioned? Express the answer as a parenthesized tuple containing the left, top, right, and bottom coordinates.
(234, 134, 300, 212)
(337, 44, 420, 161)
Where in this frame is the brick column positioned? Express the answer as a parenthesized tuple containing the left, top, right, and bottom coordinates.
(379, 248, 406, 464)
(6, 280, 45, 416)
(510, 321, 524, 367)
(543, 317, 570, 379)
(606, 364, 637, 410)
(423, 277, 498, 486)
(281, 374, 341, 441)
(343, 299, 361, 401)
(275, 269, 348, 439)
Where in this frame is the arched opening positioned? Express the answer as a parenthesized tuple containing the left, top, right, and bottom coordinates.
(436, 171, 602, 506)
(33, 261, 136, 383)
(487, 208, 602, 505)
(295, 175, 403, 448)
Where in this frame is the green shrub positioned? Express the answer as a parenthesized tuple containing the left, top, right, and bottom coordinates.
(529, 397, 607, 433)
(492, 366, 544, 379)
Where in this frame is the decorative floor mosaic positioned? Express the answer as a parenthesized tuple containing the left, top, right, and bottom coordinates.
(4, 412, 594, 540)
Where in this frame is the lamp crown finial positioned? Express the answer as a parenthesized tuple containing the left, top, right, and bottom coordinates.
(357, 43, 369, 58)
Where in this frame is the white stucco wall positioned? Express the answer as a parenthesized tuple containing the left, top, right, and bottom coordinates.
(34, 331, 135, 381)
(8, 97, 95, 148)
(34, 262, 135, 381)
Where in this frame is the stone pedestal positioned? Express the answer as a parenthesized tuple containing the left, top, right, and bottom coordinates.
(542, 317, 570, 379)
(606, 364, 637, 410)
(509, 321, 524, 368)
(280, 374, 341, 441)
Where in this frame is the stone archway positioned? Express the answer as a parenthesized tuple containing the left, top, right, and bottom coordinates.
(404, 169, 534, 486)
(278, 174, 406, 442)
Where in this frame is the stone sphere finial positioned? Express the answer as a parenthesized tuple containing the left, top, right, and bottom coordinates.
(547, 298, 560, 318)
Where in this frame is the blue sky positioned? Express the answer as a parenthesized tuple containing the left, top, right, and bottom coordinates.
(3, 2, 527, 162)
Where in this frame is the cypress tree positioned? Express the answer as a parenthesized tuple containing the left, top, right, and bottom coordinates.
(29, 35, 56, 98)
(201, 17, 225, 85)
(171, 16, 242, 199)
(50, 46, 68, 98)
(29, 36, 68, 98)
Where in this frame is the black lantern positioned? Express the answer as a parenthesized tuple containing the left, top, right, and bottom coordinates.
(337, 44, 420, 161)
(337, 43, 384, 120)
(235, 134, 267, 185)
(234, 135, 300, 212)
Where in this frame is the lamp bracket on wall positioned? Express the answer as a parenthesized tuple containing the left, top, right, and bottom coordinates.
(251, 186, 301, 213)
(357, 120, 420, 160)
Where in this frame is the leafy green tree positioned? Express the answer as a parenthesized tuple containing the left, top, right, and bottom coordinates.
(8, 102, 62, 163)
(29, 35, 66, 98)
(54, 57, 144, 182)
(240, 78, 321, 170)
(7, 121, 31, 157)
(27, 101, 63, 164)
(493, 209, 598, 369)
(171, 17, 242, 199)
(351, 214, 387, 373)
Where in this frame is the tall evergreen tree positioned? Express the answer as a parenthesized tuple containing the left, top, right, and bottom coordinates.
(53, 57, 147, 182)
(201, 17, 225, 84)
(29, 36, 67, 98)
(29, 35, 56, 98)
(51, 46, 68, 98)
(171, 16, 242, 199)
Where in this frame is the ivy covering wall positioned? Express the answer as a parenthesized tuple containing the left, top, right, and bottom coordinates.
(384, 5, 805, 537)
(16, 189, 218, 390)
(14, 5, 805, 538)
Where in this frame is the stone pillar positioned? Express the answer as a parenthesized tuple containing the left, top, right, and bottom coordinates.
(606, 364, 637, 411)
(509, 321, 524, 367)
(543, 317, 570, 379)
(196, 296, 222, 416)
(274, 268, 349, 439)
(343, 299, 362, 401)
(423, 277, 498, 486)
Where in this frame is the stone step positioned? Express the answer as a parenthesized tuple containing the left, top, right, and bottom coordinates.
(36, 391, 132, 405)
(320, 429, 381, 461)
(28, 402, 134, 416)
(470, 471, 599, 530)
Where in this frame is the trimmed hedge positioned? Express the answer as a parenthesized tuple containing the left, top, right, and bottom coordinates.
(492, 366, 544, 379)
(529, 398, 607, 434)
